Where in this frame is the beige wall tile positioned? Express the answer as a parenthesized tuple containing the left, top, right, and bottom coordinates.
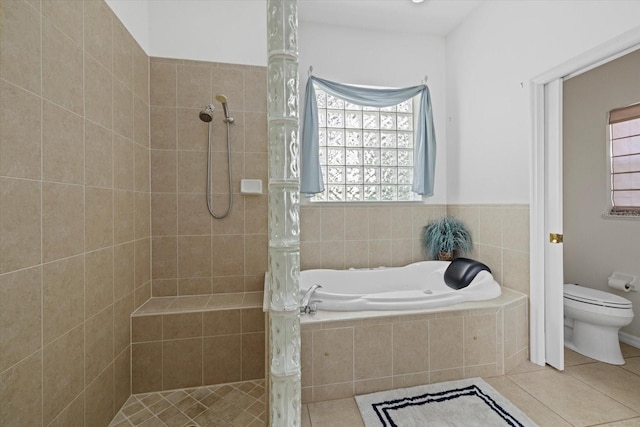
(114, 347, 131, 412)
(244, 234, 267, 276)
(85, 120, 113, 188)
(368, 207, 391, 240)
(300, 241, 322, 270)
(43, 255, 84, 345)
(44, 183, 85, 261)
(430, 368, 464, 384)
(320, 241, 345, 270)
(464, 314, 498, 366)
(503, 249, 530, 295)
(84, 247, 114, 318)
(178, 236, 212, 278)
(42, 19, 83, 114)
(391, 239, 414, 267)
(151, 192, 177, 236)
(478, 207, 503, 247)
(114, 134, 135, 190)
(178, 193, 212, 235)
(369, 240, 392, 267)
(177, 64, 212, 109)
(113, 293, 133, 356)
(430, 317, 464, 371)
(114, 190, 135, 244)
(135, 192, 151, 239)
(203, 335, 242, 384)
(132, 315, 162, 343)
(179, 277, 212, 295)
(178, 150, 207, 193)
(344, 207, 369, 241)
(0, 266, 42, 372)
(242, 332, 265, 380)
(135, 282, 152, 309)
(210, 193, 244, 235)
(0, 351, 42, 427)
(203, 309, 241, 336)
(84, 0, 112, 70)
(313, 328, 354, 385)
(84, 186, 113, 252)
(134, 142, 150, 192)
(345, 241, 369, 269)
(354, 378, 394, 396)
(245, 112, 267, 152)
(476, 244, 503, 284)
(134, 97, 150, 148)
(393, 320, 429, 375)
(43, 325, 84, 424)
(242, 308, 265, 333)
(503, 207, 530, 252)
(48, 394, 84, 427)
(85, 364, 115, 427)
(151, 149, 177, 192)
(150, 106, 176, 149)
(177, 108, 208, 151)
(243, 69, 266, 113)
(244, 195, 268, 235)
(114, 242, 135, 300)
(135, 238, 151, 287)
(152, 279, 177, 297)
(84, 53, 113, 130)
(391, 207, 412, 239)
(211, 67, 245, 112)
(163, 338, 203, 389)
(43, 0, 83, 45)
(301, 331, 313, 388)
(85, 306, 114, 386)
(300, 207, 321, 242)
(212, 275, 244, 293)
(355, 324, 392, 380)
(392, 372, 430, 389)
(0, 178, 41, 272)
(243, 152, 266, 187)
(0, 0, 41, 94)
(133, 45, 149, 101)
(321, 207, 345, 241)
(132, 342, 162, 393)
(152, 236, 177, 279)
(113, 19, 133, 90)
(163, 312, 203, 340)
(42, 100, 84, 184)
(0, 81, 41, 180)
(150, 61, 176, 107)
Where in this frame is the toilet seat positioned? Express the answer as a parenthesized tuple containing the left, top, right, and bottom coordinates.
(564, 284, 632, 309)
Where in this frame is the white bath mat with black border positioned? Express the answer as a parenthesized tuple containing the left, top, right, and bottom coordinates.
(355, 378, 538, 427)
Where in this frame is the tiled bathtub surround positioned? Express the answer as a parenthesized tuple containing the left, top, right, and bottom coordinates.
(131, 295, 266, 393)
(300, 204, 530, 295)
(149, 57, 268, 298)
(0, 1, 150, 426)
(300, 289, 528, 403)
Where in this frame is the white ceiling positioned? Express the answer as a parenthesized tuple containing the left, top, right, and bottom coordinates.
(298, 0, 485, 37)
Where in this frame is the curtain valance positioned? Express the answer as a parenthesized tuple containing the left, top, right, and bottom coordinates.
(300, 76, 436, 196)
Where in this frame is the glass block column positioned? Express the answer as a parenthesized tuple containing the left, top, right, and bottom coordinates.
(267, 0, 301, 426)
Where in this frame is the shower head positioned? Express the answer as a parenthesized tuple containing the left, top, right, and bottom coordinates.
(199, 104, 215, 123)
(215, 94, 234, 123)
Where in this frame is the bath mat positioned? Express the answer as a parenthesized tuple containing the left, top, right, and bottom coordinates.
(355, 378, 538, 427)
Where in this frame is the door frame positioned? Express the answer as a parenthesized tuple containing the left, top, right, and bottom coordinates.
(529, 28, 640, 366)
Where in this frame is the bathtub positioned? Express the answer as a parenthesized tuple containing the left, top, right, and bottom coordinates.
(300, 261, 501, 311)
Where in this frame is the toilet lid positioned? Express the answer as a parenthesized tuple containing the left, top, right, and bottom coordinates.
(564, 284, 632, 309)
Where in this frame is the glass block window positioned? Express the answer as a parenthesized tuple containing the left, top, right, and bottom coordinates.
(311, 89, 421, 202)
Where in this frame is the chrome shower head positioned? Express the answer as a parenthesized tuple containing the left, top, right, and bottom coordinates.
(199, 104, 215, 122)
(215, 94, 234, 123)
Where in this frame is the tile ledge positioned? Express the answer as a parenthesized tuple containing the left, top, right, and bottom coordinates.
(131, 292, 264, 317)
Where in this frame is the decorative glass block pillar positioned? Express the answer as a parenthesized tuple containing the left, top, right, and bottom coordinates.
(267, 0, 300, 426)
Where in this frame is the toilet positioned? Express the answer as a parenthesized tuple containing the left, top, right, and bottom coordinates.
(563, 284, 634, 365)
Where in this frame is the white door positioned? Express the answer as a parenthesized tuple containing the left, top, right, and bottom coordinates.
(544, 79, 565, 370)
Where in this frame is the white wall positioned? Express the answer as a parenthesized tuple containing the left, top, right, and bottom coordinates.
(446, 0, 640, 204)
(106, 0, 150, 52)
(107, 0, 267, 66)
(299, 21, 448, 203)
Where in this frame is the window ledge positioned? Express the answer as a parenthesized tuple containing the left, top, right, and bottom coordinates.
(601, 211, 640, 221)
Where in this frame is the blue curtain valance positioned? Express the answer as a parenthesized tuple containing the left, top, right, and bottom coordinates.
(300, 76, 436, 196)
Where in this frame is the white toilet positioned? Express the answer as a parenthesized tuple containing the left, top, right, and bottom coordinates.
(563, 284, 634, 365)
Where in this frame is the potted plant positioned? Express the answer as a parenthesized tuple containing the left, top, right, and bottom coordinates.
(423, 216, 473, 261)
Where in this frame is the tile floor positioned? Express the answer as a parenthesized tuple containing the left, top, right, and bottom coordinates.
(301, 343, 640, 427)
(109, 344, 640, 426)
(109, 380, 265, 427)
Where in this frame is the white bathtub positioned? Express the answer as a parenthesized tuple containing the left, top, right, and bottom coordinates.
(300, 261, 501, 311)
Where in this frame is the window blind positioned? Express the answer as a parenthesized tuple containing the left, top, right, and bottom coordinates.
(609, 103, 640, 212)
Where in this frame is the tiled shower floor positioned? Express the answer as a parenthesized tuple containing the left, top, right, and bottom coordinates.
(109, 380, 265, 427)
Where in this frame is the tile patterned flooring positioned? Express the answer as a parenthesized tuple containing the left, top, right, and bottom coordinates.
(301, 343, 640, 427)
(109, 380, 265, 427)
(110, 344, 640, 426)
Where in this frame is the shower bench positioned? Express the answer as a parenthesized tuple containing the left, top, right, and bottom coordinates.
(130, 292, 266, 394)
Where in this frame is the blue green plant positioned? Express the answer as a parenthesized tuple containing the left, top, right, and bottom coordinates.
(423, 216, 472, 260)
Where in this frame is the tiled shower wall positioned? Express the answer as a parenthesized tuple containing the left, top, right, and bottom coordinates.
(148, 58, 268, 297)
(0, 1, 150, 426)
(300, 204, 530, 295)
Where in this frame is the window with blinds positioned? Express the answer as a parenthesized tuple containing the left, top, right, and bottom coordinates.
(609, 103, 640, 214)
